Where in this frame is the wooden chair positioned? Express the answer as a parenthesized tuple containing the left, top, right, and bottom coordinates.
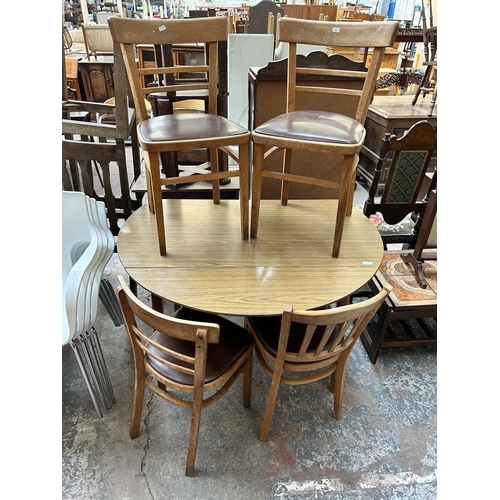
(363, 120, 437, 250)
(250, 18, 399, 258)
(62, 41, 142, 235)
(401, 189, 437, 288)
(82, 24, 115, 60)
(109, 17, 251, 256)
(244, 284, 391, 441)
(411, 0, 437, 116)
(116, 275, 254, 477)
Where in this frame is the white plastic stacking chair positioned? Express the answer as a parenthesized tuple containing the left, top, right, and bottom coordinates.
(62, 191, 106, 417)
(62, 191, 115, 417)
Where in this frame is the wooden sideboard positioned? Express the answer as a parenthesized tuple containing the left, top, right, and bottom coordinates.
(78, 56, 115, 102)
(357, 95, 437, 190)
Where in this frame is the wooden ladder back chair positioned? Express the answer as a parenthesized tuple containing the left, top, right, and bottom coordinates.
(245, 284, 392, 441)
(412, 0, 437, 116)
(109, 17, 251, 256)
(250, 18, 399, 258)
(401, 188, 437, 288)
(363, 120, 437, 250)
(115, 275, 254, 477)
(62, 42, 142, 235)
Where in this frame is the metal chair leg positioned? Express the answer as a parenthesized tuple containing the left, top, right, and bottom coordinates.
(89, 327, 116, 403)
(70, 339, 104, 418)
(78, 334, 110, 411)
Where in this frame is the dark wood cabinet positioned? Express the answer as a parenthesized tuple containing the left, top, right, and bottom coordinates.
(357, 95, 437, 189)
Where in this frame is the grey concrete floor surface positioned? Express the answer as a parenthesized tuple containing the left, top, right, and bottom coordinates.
(62, 192, 438, 498)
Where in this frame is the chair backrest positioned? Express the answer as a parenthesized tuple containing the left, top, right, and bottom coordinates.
(62, 191, 101, 344)
(82, 24, 115, 60)
(109, 17, 228, 124)
(275, 285, 391, 371)
(363, 120, 437, 229)
(115, 275, 220, 387)
(248, 0, 284, 35)
(275, 17, 399, 124)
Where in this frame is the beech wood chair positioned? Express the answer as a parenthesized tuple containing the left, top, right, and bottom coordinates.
(244, 284, 392, 441)
(116, 275, 254, 476)
(109, 17, 251, 256)
(401, 188, 437, 288)
(250, 18, 399, 258)
(363, 120, 437, 250)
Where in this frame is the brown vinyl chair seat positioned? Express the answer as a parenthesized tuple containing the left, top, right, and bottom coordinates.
(253, 110, 365, 146)
(139, 113, 249, 150)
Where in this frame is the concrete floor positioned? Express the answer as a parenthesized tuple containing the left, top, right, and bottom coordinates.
(62, 179, 437, 499)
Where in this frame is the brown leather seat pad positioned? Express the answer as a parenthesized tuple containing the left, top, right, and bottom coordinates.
(146, 307, 253, 385)
(253, 110, 364, 145)
(139, 113, 248, 143)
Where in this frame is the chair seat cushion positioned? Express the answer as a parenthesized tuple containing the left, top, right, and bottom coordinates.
(253, 110, 364, 145)
(139, 113, 248, 144)
(146, 307, 253, 385)
(247, 315, 334, 357)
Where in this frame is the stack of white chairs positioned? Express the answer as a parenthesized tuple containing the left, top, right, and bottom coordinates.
(62, 191, 116, 418)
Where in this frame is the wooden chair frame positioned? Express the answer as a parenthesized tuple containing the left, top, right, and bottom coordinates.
(109, 17, 251, 256)
(250, 18, 399, 258)
(363, 120, 437, 250)
(82, 24, 115, 60)
(401, 188, 437, 288)
(116, 275, 254, 476)
(62, 41, 142, 235)
(245, 284, 391, 441)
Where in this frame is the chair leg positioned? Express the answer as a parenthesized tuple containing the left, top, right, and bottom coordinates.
(116, 139, 133, 219)
(250, 143, 265, 239)
(89, 327, 116, 403)
(428, 82, 437, 117)
(280, 149, 293, 206)
(238, 142, 250, 240)
(185, 397, 203, 476)
(148, 152, 167, 256)
(412, 65, 432, 106)
(77, 335, 109, 414)
(209, 147, 221, 205)
(260, 362, 283, 441)
(83, 331, 113, 410)
(130, 365, 146, 439)
(332, 155, 356, 258)
(144, 152, 155, 214)
(332, 353, 350, 420)
(346, 155, 358, 217)
(70, 340, 104, 418)
(242, 353, 253, 407)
